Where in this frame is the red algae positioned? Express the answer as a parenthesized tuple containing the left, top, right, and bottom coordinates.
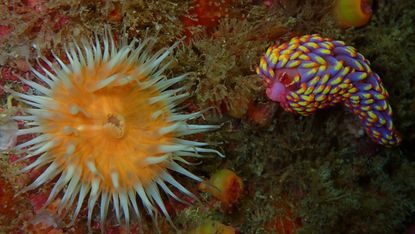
(181, 0, 233, 42)
(107, 2, 123, 23)
(0, 178, 15, 216)
(264, 200, 302, 234)
(182, 0, 231, 28)
(0, 25, 13, 40)
(247, 101, 278, 127)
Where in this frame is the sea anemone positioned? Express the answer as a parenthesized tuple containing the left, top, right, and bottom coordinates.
(8, 28, 223, 230)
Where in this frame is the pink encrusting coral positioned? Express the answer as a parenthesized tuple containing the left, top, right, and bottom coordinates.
(257, 34, 401, 146)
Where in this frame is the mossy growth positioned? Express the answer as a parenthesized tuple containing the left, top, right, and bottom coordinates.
(294, 153, 415, 233)
(173, 18, 266, 119)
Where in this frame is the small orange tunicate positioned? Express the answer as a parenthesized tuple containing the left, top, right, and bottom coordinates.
(199, 169, 243, 208)
(334, 0, 373, 28)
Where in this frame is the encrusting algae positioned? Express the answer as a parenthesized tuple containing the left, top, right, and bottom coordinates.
(7, 28, 224, 231)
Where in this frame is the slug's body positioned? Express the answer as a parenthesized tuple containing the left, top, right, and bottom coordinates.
(257, 34, 401, 146)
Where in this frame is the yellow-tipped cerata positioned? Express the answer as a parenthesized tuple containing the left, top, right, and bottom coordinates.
(10, 29, 223, 230)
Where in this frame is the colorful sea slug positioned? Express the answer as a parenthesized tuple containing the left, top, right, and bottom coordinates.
(8, 29, 223, 230)
(256, 34, 401, 146)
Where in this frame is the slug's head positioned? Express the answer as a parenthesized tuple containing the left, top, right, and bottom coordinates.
(258, 66, 299, 109)
(265, 77, 287, 103)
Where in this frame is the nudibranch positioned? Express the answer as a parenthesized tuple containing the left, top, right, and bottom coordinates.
(256, 34, 401, 146)
(8, 29, 224, 230)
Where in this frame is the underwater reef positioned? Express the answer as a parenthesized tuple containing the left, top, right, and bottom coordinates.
(0, 0, 414, 233)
